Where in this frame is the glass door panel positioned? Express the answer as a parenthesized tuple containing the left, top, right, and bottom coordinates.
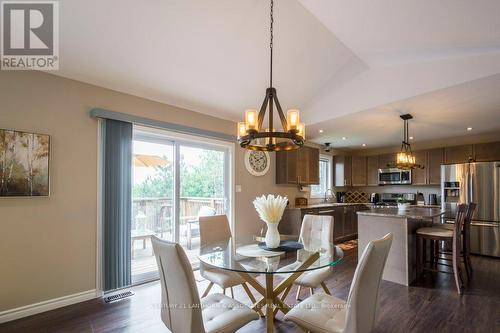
(131, 138, 174, 283)
(179, 145, 227, 266)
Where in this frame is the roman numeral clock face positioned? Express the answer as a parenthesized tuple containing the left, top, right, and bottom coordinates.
(245, 151, 270, 176)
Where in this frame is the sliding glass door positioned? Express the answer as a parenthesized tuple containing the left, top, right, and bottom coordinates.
(132, 137, 174, 283)
(131, 127, 231, 283)
(178, 145, 228, 265)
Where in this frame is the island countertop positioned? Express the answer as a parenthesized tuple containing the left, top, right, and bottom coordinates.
(357, 206, 444, 219)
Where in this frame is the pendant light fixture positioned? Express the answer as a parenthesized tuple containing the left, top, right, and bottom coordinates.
(237, 0, 305, 151)
(389, 114, 423, 170)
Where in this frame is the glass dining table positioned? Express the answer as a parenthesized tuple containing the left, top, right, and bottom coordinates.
(198, 235, 344, 333)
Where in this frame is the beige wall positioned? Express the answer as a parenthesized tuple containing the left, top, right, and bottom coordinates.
(0, 71, 304, 312)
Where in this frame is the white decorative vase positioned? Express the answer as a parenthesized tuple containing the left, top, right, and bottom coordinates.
(265, 222, 280, 248)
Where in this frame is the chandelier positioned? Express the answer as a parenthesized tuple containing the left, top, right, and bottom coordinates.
(389, 114, 423, 170)
(237, 0, 305, 151)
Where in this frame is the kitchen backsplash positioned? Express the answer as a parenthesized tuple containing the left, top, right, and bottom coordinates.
(335, 185, 441, 204)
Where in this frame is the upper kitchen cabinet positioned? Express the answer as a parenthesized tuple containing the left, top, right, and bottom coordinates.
(427, 148, 444, 185)
(473, 141, 500, 162)
(411, 150, 428, 185)
(276, 146, 319, 185)
(444, 145, 473, 164)
(378, 153, 396, 169)
(366, 155, 379, 186)
(306, 147, 320, 184)
(351, 155, 367, 186)
(333, 155, 352, 187)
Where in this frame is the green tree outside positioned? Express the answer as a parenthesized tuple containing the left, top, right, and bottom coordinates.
(133, 149, 225, 198)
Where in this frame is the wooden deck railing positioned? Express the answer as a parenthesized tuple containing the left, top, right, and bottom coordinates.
(132, 197, 225, 233)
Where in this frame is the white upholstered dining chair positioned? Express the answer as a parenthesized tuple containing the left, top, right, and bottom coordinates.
(279, 214, 334, 300)
(284, 233, 393, 333)
(151, 236, 259, 333)
(198, 215, 258, 302)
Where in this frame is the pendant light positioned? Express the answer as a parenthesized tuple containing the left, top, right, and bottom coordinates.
(389, 114, 423, 170)
(237, 0, 305, 151)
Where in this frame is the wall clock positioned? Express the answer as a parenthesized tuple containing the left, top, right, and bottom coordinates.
(244, 150, 270, 176)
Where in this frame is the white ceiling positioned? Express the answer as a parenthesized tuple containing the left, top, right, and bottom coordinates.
(309, 73, 500, 148)
(53, 0, 500, 148)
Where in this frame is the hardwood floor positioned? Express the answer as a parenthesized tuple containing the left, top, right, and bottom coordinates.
(1, 248, 499, 333)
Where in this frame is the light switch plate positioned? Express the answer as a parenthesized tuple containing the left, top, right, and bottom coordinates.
(235, 185, 242, 192)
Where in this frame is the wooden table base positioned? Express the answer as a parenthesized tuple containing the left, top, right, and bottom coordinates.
(236, 252, 320, 333)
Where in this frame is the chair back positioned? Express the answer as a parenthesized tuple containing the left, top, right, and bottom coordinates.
(299, 214, 333, 252)
(453, 204, 469, 260)
(199, 214, 232, 247)
(151, 236, 205, 333)
(344, 233, 393, 333)
(463, 203, 477, 249)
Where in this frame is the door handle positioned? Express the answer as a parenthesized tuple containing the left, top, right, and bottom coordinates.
(319, 210, 335, 214)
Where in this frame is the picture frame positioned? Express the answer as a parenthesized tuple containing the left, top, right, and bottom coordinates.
(0, 128, 50, 197)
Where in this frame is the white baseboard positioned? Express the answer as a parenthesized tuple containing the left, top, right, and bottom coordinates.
(0, 289, 100, 324)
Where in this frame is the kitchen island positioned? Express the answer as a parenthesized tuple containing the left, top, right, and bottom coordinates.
(357, 207, 444, 286)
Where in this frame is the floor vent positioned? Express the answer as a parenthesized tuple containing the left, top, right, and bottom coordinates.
(104, 291, 134, 303)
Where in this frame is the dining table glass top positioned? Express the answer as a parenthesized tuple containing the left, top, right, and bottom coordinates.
(198, 235, 344, 274)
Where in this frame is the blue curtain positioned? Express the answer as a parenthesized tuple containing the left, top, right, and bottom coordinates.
(103, 119, 132, 291)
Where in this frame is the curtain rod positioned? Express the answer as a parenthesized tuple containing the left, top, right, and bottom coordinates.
(90, 108, 236, 142)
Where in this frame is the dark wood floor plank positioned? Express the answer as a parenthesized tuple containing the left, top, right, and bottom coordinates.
(1, 249, 499, 333)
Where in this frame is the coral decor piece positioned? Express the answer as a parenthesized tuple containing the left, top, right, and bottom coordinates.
(253, 194, 288, 248)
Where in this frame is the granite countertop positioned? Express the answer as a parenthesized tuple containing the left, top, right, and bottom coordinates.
(293, 202, 371, 209)
(357, 206, 444, 219)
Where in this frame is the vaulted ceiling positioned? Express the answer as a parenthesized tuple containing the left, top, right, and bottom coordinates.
(55, 0, 500, 148)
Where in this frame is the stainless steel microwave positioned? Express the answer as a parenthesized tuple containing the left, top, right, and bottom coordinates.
(378, 168, 412, 185)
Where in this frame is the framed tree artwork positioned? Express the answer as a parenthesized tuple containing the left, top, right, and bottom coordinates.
(0, 129, 50, 197)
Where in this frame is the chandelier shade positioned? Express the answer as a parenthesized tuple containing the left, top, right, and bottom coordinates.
(237, 0, 305, 151)
(389, 114, 423, 170)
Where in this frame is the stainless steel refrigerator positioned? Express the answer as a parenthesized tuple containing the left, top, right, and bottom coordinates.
(441, 162, 500, 257)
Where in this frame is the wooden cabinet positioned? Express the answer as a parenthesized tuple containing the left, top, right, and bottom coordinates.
(411, 150, 428, 185)
(351, 156, 367, 186)
(343, 206, 355, 238)
(306, 147, 320, 184)
(333, 155, 352, 187)
(366, 155, 379, 186)
(473, 141, 500, 162)
(331, 207, 345, 242)
(378, 153, 396, 169)
(276, 146, 319, 185)
(427, 148, 444, 185)
(444, 145, 473, 164)
(337, 205, 366, 242)
(311, 141, 499, 189)
(276, 149, 298, 184)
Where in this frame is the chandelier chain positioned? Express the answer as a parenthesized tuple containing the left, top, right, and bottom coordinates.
(270, 0, 274, 87)
(237, 0, 305, 151)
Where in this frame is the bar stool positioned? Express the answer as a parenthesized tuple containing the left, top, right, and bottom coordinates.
(433, 203, 476, 282)
(416, 204, 468, 294)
